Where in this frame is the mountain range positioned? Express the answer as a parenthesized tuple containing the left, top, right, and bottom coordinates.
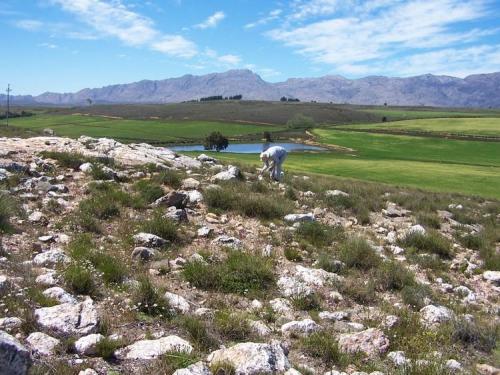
(3, 69, 500, 108)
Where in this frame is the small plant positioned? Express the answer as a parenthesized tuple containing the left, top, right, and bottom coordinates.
(39, 151, 88, 170)
(339, 274, 376, 304)
(132, 276, 172, 318)
(210, 361, 236, 375)
(338, 236, 380, 270)
(452, 316, 498, 353)
(140, 210, 180, 243)
(153, 169, 183, 189)
(416, 212, 441, 229)
(399, 230, 453, 259)
(316, 252, 343, 273)
(63, 263, 96, 295)
(376, 261, 416, 291)
(158, 350, 198, 374)
(214, 310, 251, 341)
(401, 283, 432, 310)
(301, 331, 347, 366)
(133, 180, 164, 205)
(178, 316, 218, 351)
(295, 222, 344, 248)
(95, 337, 122, 360)
(284, 247, 302, 262)
(0, 193, 17, 233)
(291, 293, 321, 311)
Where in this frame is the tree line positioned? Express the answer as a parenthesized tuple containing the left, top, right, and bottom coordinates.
(199, 94, 243, 102)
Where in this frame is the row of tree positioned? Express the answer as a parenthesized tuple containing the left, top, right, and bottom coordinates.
(280, 96, 300, 102)
(200, 94, 243, 102)
(0, 110, 33, 120)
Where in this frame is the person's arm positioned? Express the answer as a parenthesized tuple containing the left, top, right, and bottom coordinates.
(259, 159, 271, 176)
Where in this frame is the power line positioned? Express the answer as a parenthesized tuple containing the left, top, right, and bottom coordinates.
(6, 84, 12, 127)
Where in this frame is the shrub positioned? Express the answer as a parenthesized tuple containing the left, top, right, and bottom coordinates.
(295, 222, 344, 248)
(133, 180, 164, 205)
(301, 331, 347, 366)
(90, 165, 112, 180)
(153, 169, 183, 189)
(39, 151, 87, 170)
(338, 236, 381, 270)
(95, 337, 122, 360)
(132, 276, 172, 318)
(401, 283, 432, 310)
(339, 274, 376, 304)
(376, 261, 415, 291)
(210, 361, 236, 375)
(291, 293, 321, 311)
(316, 252, 343, 273)
(214, 310, 251, 341)
(399, 230, 453, 259)
(92, 253, 127, 284)
(452, 317, 498, 352)
(284, 247, 303, 262)
(157, 350, 198, 375)
(204, 131, 229, 152)
(287, 113, 316, 129)
(416, 212, 441, 229)
(183, 252, 275, 296)
(63, 263, 96, 295)
(0, 193, 17, 233)
(140, 210, 180, 243)
(178, 316, 218, 352)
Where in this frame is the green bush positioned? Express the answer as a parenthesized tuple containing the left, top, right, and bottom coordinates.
(140, 210, 180, 243)
(0, 193, 17, 233)
(153, 169, 183, 189)
(399, 230, 453, 259)
(291, 293, 321, 311)
(301, 331, 347, 366)
(376, 261, 415, 291)
(183, 252, 275, 296)
(133, 180, 164, 205)
(63, 263, 96, 295)
(95, 337, 122, 360)
(339, 274, 376, 304)
(401, 284, 432, 310)
(39, 151, 88, 170)
(284, 247, 303, 262)
(214, 310, 251, 341)
(296, 222, 344, 248)
(157, 350, 198, 375)
(338, 236, 381, 270)
(132, 276, 172, 318)
(178, 316, 218, 352)
(452, 317, 498, 353)
(316, 252, 343, 273)
(416, 212, 441, 229)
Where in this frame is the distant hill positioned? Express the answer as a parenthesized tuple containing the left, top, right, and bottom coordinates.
(3, 69, 500, 108)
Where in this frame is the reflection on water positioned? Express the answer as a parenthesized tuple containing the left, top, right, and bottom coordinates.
(169, 142, 326, 154)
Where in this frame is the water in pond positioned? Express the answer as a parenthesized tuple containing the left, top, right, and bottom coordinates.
(169, 142, 326, 153)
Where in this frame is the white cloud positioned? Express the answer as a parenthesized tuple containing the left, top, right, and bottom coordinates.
(49, 0, 197, 58)
(15, 19, 44, 30)
(245, 9, 282, 29)
(218, 54, 241, 65)
(203, 48, 241, 66)
(38, 42, 58, 49)
(195, 11, 225, 29)
(268, 0, 500, 76)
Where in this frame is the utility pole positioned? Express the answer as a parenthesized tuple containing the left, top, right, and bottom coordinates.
(6, 84, 12, 127)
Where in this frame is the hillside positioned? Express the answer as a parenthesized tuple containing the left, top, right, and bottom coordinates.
(0, 135, 498, 375)
(4, 70, 500, 108)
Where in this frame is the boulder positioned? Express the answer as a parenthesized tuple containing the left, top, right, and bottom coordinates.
(387, 351, 408, 366)
(133, 233, 168, 248)
(212, 166, 241, 181)
(116, 335, 193, 360)
(181, 178, 200, 190)
(0, 330, 31, 375)
(26, 332, 60, 356)
(211, 235, 242, 250)
(281, 319, 321, 337)
(34, 297, 99, 335)
(32, 249, 70, 266)
(419, 305, 454, 327)
(42, 287, 77, 304)
(0, 275, 9, 294)
(79, 162, 93, 173)
(325, 190, 349, 197)
(197, 154, 217, 163)
(164, 292, 190, 314)
(164, 207, 188, 222)
(153, 191, 188, 209)
(338, 328, 390, 358)
(283, 213, 315, 224)
(131, 247, 157, 262)
(319, 311, 350, 321)
(483, 271, 500, 286)
(173, 361, 211, 375)
(407, 225, 426, 236)
(74, 334, 104, 356)
(0, 317, 23, 331)
(207, 341, 290, 374)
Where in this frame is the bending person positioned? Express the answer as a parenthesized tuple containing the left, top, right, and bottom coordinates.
(259, 146, 288, 181)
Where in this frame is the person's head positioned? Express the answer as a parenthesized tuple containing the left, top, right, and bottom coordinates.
(260, 152, 268, 162)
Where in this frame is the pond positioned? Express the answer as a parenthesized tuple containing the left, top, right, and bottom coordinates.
(169, 142, 326, 153)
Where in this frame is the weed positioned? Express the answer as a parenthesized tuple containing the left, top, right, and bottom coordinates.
(157, 350, 198, 375)
(214, 310, 252, 341)
(301, 331, 348, 366)
(210, 361, 236, 375)
(417, 212, 441, 229)
(338, 236, 381, 270)
(296, 222, 344, 248)
(399, 230, 453, 259)
(339, 274, 376, 304)
(153, 169, 183, 189)
(140, 210, 180, 243)
(291, 293, 322, 311)
(452, 316, 498, 353)
(284, 247, 303, 262)
(63, 263, 96, 295)
(401, 284, 433, 310)
(133, 180, 164, 205)
(316, 252, 343, 273)
(95, 337, 122, 360)
(132, 276, 172, 318)
(39, 151, 88, 170)
(376, 261, 416, 291)
(178, 315, 218, 352)
(0, 193, 17, 233)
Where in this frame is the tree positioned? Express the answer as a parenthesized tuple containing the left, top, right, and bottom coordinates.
(204, 132, 229, 152)
(263, 131, 273, 142)
(280, 96, 287, 102)
(87, 98, 93, 106)
(286, 113, 316, 129)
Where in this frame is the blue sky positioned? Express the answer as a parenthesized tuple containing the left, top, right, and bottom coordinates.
(2, 0, 500, 95)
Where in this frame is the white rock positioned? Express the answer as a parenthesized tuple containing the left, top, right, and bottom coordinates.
(26, 332, 60, 356)
(250, 299, 263, 310)
(212, 165, 241, 181)
(446, 359, 462, 372)
(74, 334, 104, 356)
(164, 292, 190, 314)
(419, 305, 454, 327)
(262, 244, 273, 257)
(173, 361, 211, 375)
(281, 319, 321, 336)
(277, 276, 311, 297)
(207, 341, 290, 374)
(250, 320, 272, 336)
(43, 287, 77, 304)
(295, 265, 341, 286)
(407, 224, 426, 236)
(211, 235, 242, 249)
(388, 351, 408, 366)
(483, 271, 500, 285)
(35, 297, 99, 335)
(0, 317, 22, 330)
(0, 330, 31, 375)
(33, 249, 70, 266)
(117, 335, 193, 360)
(35, 272, 58, 286)
(284, 213, 315, 223)
(79, 163, 94, 173)
(325, 190, 349, 197)
(0, 275, 8, 293)
(133, 232, 167, 248)
(181, 178, 200, 190)
(78, 369, 98, 375)
(184, 190, 203, 204)
(338, 328, 390, 358)
(197, 226, 213, 237)
(28, 211, 45, 223)
(319, 311, 350, 321)
(269, 298, 293, 315)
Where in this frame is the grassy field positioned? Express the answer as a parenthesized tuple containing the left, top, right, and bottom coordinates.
(8, 114, 285, 143)
(360, 108, 500, 120)
(337, 117, 500, 136)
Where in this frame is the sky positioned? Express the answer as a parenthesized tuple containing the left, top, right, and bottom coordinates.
(2, 0, 500, 95)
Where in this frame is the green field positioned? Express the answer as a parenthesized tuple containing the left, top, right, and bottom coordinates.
(8, 114, 284, 143)
(338, 117, 500, 136)
(361, 108, 500, 120)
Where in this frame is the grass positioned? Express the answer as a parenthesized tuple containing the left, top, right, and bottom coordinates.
(178, 315, 218, 352)
(133, 180, 165, 205)
(10, 114, 286, 144)
(140, 209, 181, 243)
(182, 251, 275, 296)
(63, 263, 96, 295)
(153, 169, 184, 189)
(300, 331, 348, 367)
(452, 316, 498, 353)
(401, 284, 433, 310)
(0, 193, 18, 233)
(204, 181, 293, 220)
(340, 117, 500, 136)
(375, 261, 416, 292)
(156, 351, 198, 375)
(295, 222, 344, 248)
(399, 230, 453, 259)
(338, 236, 381, 270)
(132, 276, 172, 318)
(214, 310, 252, 342)
(95, 337, 122, 360)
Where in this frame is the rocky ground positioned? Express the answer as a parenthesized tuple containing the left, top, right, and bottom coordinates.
(0, 136, 498, 375)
